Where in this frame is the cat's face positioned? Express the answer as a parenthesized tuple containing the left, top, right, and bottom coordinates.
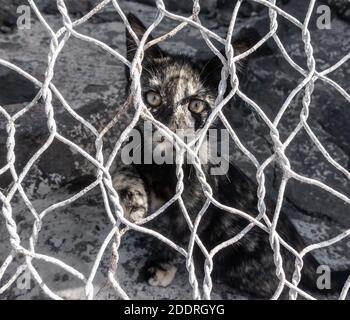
(125, 14, 252, 158)
(141, 55, 215, 133)
(126, 15, 220, 153)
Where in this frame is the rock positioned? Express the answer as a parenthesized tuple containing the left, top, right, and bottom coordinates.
(37, 0, 97, 16)
(0, 67, 37, 105)
(322, 0, 350, 22)
(217, 0, 265, 20)
(216, 0, 326, 33)
(124, 0, 217, 13)
(0, 97, 131, 193)
(0, 185, 251, 300)
(0, 0, 23, 31)
(229, 17, 350, 226)
(0, 102, 50, 191)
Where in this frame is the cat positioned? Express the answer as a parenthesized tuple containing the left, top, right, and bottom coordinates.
(111, 13, 349, 299)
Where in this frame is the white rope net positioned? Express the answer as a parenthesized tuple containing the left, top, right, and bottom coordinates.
(0, 0, 349, 300)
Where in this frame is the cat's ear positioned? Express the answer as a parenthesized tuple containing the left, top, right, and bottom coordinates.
(126, 13, 163, 62)
(231, 27, 271, 59)
(200, 27, 267, 85)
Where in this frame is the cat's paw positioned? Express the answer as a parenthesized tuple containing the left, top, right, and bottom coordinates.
(113, 173, 148, 222)
(144, 262, 177, 287)
(119, 187, 148, 222)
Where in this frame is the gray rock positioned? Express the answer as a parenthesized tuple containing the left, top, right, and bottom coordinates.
(230, 17, 350, 226)
(217, 0, 266, 19)
(37, 0, 97, 16)
(0, 186, 250, 300)
(0, 0, 23, 31)
(322, 0, 350, 22)
(124, 0, 217, 13)
(0, 67, 37, 105)
(0, 97, 131, 193)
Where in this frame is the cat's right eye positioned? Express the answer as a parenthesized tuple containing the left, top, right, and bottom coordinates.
(145, 91, 162, 108)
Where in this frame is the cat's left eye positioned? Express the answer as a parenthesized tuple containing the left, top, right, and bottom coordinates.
(145, 91, 162, 107)
(188, 99, 207, 114)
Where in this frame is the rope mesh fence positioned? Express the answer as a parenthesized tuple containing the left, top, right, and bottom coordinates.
(0, 0, 350, 300)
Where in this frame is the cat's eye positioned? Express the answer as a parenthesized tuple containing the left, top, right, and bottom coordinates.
(145, 91, 162, 107)
(188, 99, 207, 114)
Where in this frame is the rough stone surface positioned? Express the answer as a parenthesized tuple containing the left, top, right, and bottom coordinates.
(322, 0, 350, 22)
(37, 0, 98, 16)
(0, 0, 349, 300)
(228, 17, 350, 226)
(124, 0, 216, 13)
(0, 0, 24, 32)
(0, 68, 37, 105)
